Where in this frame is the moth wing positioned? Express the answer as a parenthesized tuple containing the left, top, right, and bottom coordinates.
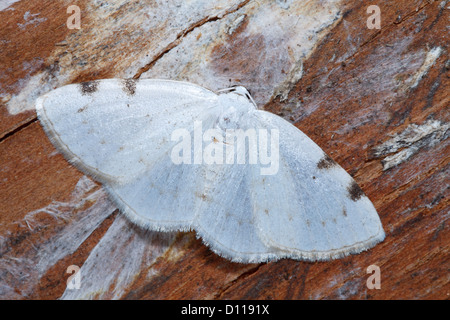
(190, 116, 281, 262)
(104, 152, 205, 232)
(251, 111, 385, 261)
(105, 111, 280, 260)
(104, 115, 218, 232)
(36, 79, 219, 185)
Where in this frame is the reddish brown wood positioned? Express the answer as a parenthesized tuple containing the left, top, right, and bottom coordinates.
(0, 0, 448, 299)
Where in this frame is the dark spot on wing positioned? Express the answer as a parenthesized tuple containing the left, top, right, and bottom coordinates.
(342, 208, 347, 217)
(123, 79, 137, 96)
(347, 180, 365, 201)
(79, 81, 99, 95)
(317, 154, 338, 169)
(195, 192, 209, 202)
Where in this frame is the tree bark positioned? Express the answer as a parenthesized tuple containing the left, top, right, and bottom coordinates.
(0, 0, 448, 299)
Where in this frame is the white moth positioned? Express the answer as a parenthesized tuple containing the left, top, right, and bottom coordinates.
(36, 79, 385, 263)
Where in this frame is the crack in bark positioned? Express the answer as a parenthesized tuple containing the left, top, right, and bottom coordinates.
(0, 116, 37, 143)
(213, 263, 263, 299)
(132, 0, 252, 79)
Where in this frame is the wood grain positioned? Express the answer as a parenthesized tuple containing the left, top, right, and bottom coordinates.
(0, 0, 448, 299)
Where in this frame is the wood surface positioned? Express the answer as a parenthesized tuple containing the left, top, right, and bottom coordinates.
(0, 0, 448, 299)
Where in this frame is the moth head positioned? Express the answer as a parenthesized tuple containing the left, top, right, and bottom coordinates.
(218, 85, 257, 109)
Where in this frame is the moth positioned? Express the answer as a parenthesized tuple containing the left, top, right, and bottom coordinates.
(36, 79, 385, 263)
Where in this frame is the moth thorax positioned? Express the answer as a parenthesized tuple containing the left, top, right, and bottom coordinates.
(216, 106, 242, 132)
